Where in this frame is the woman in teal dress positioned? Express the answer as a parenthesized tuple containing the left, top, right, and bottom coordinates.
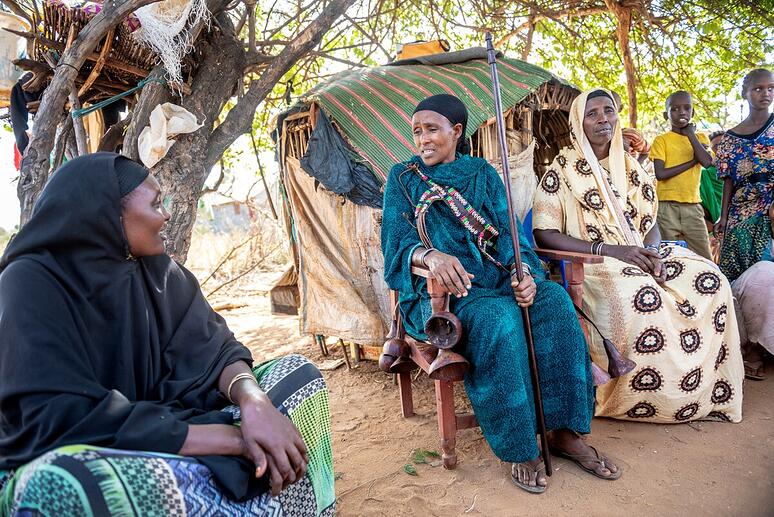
(381, 94, 621, 493)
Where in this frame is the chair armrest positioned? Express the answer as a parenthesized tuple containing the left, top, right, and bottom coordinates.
(534, 248, 603, 264)
(409, 265, 451, 303)
(410, 265, 433, 278)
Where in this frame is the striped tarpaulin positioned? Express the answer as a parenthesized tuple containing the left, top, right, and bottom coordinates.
(302, 57, 555, 180)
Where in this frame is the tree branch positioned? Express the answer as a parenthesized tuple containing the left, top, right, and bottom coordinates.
(17, 0, 163, 225)
(605, 0, 638, 127)
(203, 0, 356, 171)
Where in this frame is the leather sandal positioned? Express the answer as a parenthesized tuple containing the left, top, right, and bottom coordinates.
(744, 360, 765, 381)
(511, 461, 547, 494)
(551, 445, 622, 480)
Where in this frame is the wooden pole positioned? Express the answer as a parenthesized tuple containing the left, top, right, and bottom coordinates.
(486, 33, 552, 476)
(69, 87, 89, 155)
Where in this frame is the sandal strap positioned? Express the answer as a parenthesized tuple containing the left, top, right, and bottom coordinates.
(512, 461, 545, 483)
(556, 445, 606, 467)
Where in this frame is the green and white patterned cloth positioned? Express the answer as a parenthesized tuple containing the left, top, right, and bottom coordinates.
(0, 355, 335, 517)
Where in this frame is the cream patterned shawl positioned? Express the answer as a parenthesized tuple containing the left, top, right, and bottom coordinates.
(533, 89, 657, 247)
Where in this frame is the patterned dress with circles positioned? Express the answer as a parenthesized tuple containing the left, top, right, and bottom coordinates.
(533, 145, 744, 423)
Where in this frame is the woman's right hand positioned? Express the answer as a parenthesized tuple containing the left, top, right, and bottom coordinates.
(239, 392, 308, 495)
(424, 251, 475, 297)
(714, 217, 727, 238)
(605, 244, 662, 274)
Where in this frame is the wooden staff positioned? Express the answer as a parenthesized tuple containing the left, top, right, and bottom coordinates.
(485, 33, 552, 476)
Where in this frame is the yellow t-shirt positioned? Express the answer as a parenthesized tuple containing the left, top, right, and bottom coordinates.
(650, 131, 710, 203)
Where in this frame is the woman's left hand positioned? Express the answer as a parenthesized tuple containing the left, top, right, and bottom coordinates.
(650, 258, 667, 285)
(239, 392, 308, 495)
(511, 273, 537, 307)
(643, 250, 667, 285)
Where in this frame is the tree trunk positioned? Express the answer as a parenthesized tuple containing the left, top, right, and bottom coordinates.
(167, 0, 356, 262)
(16, 0, 162, 225)
(605, 0, 638, 127)
(122, 67, 172, 161)
(150, 17, 245, 262)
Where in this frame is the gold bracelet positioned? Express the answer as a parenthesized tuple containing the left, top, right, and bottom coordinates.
(226, 372, 257, 404)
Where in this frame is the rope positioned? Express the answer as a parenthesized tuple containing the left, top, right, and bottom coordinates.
(71, 76, 167, 119)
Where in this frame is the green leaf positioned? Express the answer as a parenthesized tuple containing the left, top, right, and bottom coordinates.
(403, 464, 418, 476)
(411, 448, 441, 464)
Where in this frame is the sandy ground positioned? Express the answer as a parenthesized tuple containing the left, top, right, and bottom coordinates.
(215, 272, 774, 517)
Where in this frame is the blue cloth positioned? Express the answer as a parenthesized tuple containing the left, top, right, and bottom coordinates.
(381, 154, 594, 463)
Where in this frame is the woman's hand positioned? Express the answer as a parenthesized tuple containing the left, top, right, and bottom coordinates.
(239, 391, 308, 496)
(606, 245, 662, 275)
(648, 255, 667, 285)
(714, 217, 727, 239)
(424, 251, 475, 297)
(510, 273, 537, 307)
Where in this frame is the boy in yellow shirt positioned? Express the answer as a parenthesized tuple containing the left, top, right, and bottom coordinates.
(651, 91, 714, 260)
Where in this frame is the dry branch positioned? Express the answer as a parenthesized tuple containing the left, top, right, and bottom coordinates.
(204, 0, 356, 171)
(205, 243, 281, 297)
(17, 0, 163, 225)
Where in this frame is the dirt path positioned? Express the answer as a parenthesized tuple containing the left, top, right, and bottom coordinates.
(216, 275, 774, 516)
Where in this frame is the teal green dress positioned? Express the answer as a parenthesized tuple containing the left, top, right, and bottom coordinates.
(381, 154, 594, 463)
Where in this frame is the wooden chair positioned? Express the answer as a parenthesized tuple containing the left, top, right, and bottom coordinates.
(381, 248, 603, 470)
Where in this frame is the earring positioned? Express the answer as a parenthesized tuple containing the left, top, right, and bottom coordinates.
(119, 216, 136, 261)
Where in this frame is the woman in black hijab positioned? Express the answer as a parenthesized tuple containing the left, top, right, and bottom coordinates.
(0, 153, 335, 516)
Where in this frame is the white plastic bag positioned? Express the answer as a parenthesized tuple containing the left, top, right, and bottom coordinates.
(138, 102, 202, 168)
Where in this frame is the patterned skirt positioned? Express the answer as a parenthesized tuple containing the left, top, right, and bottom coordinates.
(0, 354, 335, 517)
(582, 244, 745, 423)
(719, 214, 773, 283)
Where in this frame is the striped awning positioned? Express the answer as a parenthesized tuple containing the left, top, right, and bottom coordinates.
(302, 57, 557, 180)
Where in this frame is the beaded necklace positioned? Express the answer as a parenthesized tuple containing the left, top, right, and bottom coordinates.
(407, 162, 506, 270)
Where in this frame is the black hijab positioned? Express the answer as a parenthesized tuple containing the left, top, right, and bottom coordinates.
(413, 93, 471, 154)
(0, 153, 264, 501)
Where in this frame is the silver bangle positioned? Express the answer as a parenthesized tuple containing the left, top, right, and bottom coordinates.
(510, 263, 532, 277)
(419, 247, 437, 267)
(226, 372, 257, 404)
(645, 244, 659, 252)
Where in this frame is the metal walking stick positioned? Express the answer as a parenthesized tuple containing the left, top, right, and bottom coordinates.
(485, 32, 552, 476)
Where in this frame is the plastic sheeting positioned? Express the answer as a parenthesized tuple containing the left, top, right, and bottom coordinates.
(283, 156, 390, 344)
(300, 110, 383, 208)
(138, 102, 202, 168)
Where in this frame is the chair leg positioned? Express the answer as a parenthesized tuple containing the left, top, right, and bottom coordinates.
(398, 371, 414, 418)
(435, 379, 457, 469)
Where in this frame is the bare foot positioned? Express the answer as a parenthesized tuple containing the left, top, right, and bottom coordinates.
(548, 429, 619, 479)
(511, 456, 547, 493)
